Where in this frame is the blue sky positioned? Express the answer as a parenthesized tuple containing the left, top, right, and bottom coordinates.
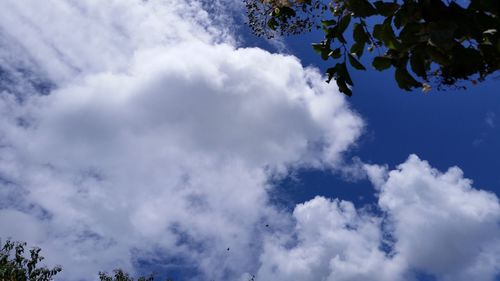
(0, 1, 499, 281)
(270, 27, 500, 208)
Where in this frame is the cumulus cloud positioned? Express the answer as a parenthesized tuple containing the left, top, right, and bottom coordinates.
(0, 0, 362, 280)
(257, 197, 403, 281)
(1, 1, 498, 281)
(377, 155, 500, 281)
(258, 155, 500, 281)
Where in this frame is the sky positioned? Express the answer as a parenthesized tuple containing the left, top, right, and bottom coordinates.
(0, 1, 499, 281)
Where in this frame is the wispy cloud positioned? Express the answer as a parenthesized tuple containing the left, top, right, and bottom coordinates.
(0, 0, 361, 280)
(485, 112, 496, 128)
(0, 1, 499, 281)
(259, 155, 500, 281)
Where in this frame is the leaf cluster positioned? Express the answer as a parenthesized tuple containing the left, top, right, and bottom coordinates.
(1, 240, 263, 281)
(98, 269, 174, 281)
(245, 0, 500, 96)
(0, 240, 62, 281)
(244, 0, 328, 37)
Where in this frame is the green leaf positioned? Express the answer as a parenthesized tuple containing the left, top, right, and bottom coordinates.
(372, 56, 392, 70)
(348, 0, 377, 17)
(326, 67, 337, 83)
(337, 62, 353, 85)
(312, 42, 331, 60)
(336, 78, 353, 96)
(381, 21, 401, 50)
(348, 54, 366, 70)
(324, 27, 336, 39)
(267, 17, 278, 30)
(373, 24, 384, 40)
(329, 47, 342, 59)
(321, 19, 337, 27)
(450, 46, 484, 78)
(428, 21, 457, 50)
(393, 1, 419, 28)
(400, 23, 424, 43)
(373, 21, 402, 50)
(350, 42, 365, 57)
(427, 46, 451, 65)
(395, 67, 422, 90)
(280, 6, 296, 17)
(373, 1, 400, 16)
(337, 33, 347, 44)
(325, 63, 354, 95)
(410, 51, 427, 78)
(353, 23, 368, 43)
(337, 14, 352, 36)
(312, 43, 323, 54)
(321, 50, 330, 60)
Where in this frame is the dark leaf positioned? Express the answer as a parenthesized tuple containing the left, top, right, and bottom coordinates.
(393, 1, 419, 28)
(329, 47, 342, 59)
(312, 42, 332, 60)
(337, 14, 352, 35)
(312, 43, 323, 54)
(400, 23, 425, 44)
(373, 24, 384, 40)
(349, 54, 366, 70)
(326, 67, 337, 83)
(353, 23, 368, 43)
(428, 21, 457, 50)
(348, 0, 377, 17)
(395, 67, 422, 90)
(372, 56, 392, 70)
(267, 17, 278, 30)
(350, 42, 365, 57)
(381, 20, 401, 50)
(336, 78, 353, 96)
(373, 1, 400, 16)
(337, 62, 354, 85)
(321, 19, 337, 27)
(337, 33, 347, 44)
(427, 46, 451, 65)
(410, 51, 427, 78)
(280, 6, 296, 17)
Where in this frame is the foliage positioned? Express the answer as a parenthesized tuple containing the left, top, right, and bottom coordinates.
(0, 240, 170, 281)
(1, 240, 256, 281)
(0, 240, 62, 281)
(245, 0, 500, 96)
(98, 269, 161, 281)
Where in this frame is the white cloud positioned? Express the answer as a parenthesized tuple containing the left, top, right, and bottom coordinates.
(2, 1, 498, 281)
(377, 155, 500, 281)
(0, 0, 362, 280)
(485, 112, 496, 128)
(257, 155, 500, 281)
(257, 196, 404, 281)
